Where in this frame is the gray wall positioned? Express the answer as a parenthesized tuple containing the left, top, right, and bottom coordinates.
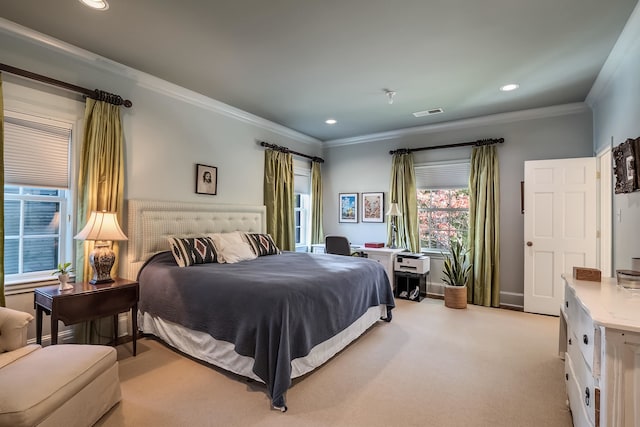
(323, 109, 593, 307)
(589, 6, 640, 272)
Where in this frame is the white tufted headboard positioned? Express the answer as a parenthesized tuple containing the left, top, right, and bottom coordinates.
(125, 199, 266, 280)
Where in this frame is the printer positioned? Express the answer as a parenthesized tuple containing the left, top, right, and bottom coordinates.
(394, 253, 430, 275)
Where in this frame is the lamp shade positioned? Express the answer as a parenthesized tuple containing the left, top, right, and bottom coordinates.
(74, 211, 128, 241)
(385, 203, 401, 217)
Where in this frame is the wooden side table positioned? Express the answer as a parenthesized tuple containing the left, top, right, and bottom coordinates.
(34, 277, 139, 355)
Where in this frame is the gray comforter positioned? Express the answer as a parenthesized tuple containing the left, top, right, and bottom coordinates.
(137, 251, 395, 409)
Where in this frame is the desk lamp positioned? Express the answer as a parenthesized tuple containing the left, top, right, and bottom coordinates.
(386, 203, 401, 249)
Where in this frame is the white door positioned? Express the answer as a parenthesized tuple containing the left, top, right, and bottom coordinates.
(524, 158, 597, 315)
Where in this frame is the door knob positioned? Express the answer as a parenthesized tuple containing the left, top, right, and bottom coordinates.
(526, 241, 533, 247)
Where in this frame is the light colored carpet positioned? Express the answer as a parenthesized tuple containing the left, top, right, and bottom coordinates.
(96, 299, 573, 427)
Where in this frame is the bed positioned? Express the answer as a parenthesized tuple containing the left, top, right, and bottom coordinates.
(126, 199, 395, 411)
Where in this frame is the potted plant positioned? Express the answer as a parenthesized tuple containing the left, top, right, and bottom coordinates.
(52, 262, 74, 291)
(442, 239, 472, 309)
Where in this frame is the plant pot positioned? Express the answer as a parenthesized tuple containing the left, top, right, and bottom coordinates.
(58, 273, 73, 291)
(444, 285, 467, 309)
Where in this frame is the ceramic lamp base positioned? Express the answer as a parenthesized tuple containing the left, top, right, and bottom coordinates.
(89, 244, 115, 284)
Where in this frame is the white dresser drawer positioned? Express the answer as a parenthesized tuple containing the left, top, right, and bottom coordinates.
(565, 285, 596, 372)
(565, 354, 595, 427)
(567, 333, 596, 425)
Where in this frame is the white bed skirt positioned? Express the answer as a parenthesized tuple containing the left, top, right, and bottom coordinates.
(138, 304, 387, 382)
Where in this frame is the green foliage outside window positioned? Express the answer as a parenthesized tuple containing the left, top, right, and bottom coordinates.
(417, 188, 469, 251)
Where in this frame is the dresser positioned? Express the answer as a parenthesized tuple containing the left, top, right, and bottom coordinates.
(358, 247, 406, 289)
(560, 275, 640, 427)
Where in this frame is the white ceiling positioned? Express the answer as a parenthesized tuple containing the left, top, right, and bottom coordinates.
(0, 0, 637, 142)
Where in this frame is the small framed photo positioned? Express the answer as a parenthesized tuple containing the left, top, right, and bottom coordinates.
(339, 193, 358, 223)
(362, 192, 384, 222)
(196, 164, 217, 195)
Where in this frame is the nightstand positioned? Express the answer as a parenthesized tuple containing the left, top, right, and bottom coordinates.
(34, 277, 139, 355)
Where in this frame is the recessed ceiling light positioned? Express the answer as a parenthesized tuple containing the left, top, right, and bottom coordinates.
(325, 119, 337, 125)
(500, 83, 519, 92)
(79, 0, 109, 10)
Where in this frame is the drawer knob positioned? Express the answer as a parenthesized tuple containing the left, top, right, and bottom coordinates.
(565, 373, 569, 381)
(565, 301, 569, 308)
(568, 338, 572, 345)
(583, 334, 589, 345)
(585, 387, 590, 406)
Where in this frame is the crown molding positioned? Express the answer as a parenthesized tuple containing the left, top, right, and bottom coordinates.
(0, 18, 321, 146)
(586, 2, 640, 107)
(324, 103, 590, 147)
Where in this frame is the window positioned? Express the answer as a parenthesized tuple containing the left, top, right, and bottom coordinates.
(294, 193, 310, 251)
(4, 187, 69, 281)
(3, 110, 73, 284)
(415, 161, 470, 251)
(294, 164, 311, 252)
(417, 188, 469, 250)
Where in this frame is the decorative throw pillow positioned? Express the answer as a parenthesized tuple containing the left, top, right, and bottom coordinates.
(209, 231, 257, 264)
(244, 233, 281, 256)
(167, 236, 218, 267)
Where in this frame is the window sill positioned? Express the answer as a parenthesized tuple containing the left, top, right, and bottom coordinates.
(4, 277, 68, 296)
(420, 249, 448, 259)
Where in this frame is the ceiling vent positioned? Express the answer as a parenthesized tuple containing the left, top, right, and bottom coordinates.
(413, 108, 444, 118)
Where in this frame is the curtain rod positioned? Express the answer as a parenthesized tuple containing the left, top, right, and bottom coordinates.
(259, 141, 324, 163)
(0, 63, 133, 108)
(389, 138, 504, 155)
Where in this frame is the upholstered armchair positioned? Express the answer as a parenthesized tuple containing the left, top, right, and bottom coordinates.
(0, 306, 121, 427)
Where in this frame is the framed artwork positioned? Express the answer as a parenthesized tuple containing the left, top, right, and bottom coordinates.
(361, 192, 384, 222)
(613, 139, 637, 194)
(339, 193, 358, 223)
(195, 163, 217, 195)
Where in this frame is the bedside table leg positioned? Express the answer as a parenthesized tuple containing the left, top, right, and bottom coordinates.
(51, 314, 58, 345)
(132, 304, 137, 356)
(113, 315, 118, 344)
(36, 307, 43, 345)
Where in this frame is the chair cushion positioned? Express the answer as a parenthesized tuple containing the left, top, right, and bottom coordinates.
(0, 307, 33, 352)
(0, 344, 117, 427)
(0, 344, 40, 369)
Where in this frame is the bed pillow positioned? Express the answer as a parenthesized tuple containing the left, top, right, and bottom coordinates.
(167, 236, 218, 267)
(244, 233, 281, 256)
(210, 231, 257, 264)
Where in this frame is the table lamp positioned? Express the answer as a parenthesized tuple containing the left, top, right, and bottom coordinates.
(74, 211, 128, 284)
(386, 203, 401, 249)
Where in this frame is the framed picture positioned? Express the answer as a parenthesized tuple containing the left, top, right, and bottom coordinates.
(613, 139, 637, 194)
(195, 163, 217, 195)
(361, 192, 384, 222)
(339, 193, 358, 223)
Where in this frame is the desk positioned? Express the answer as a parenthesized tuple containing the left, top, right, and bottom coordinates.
(358, 247, 406, 289)
(311, 243, 363, 254)
(34, 277, 139, 355)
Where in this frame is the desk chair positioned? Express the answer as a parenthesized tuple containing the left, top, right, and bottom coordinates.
(325, 235, 352, 256)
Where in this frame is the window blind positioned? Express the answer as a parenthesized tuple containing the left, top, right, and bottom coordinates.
(4, 114, 71, 189)
(415, 160, 470, 189)
(294, 163, 311, 194)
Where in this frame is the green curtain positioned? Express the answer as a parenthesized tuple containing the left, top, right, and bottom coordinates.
(0, 74, 5, 307)
(264, 149, 294, 251)
(75, 98, 124, 342)
(76, 98, 125, 281)
(310, 161, 324, 245)
(468, 145, 500, 307)
(388, 153, 420, 252)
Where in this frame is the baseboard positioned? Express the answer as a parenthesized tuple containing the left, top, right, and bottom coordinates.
(27, 328, 75, 346)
